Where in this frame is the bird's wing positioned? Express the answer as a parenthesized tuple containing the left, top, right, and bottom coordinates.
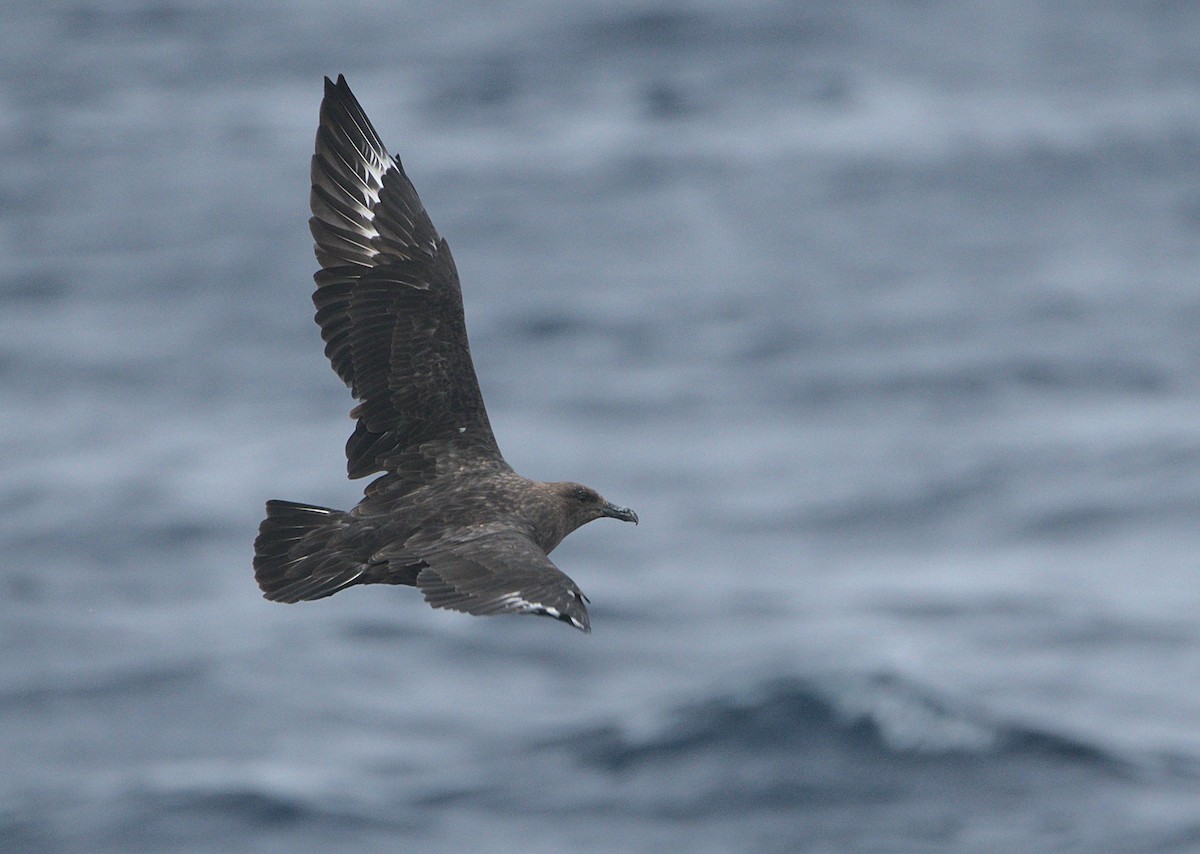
(309, 75, 502, 484)
(414, 530, 591, 632)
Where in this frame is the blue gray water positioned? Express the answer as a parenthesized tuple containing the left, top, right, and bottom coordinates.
(3, 1, 1200, 851)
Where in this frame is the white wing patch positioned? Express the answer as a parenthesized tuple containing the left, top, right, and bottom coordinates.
(494, 592, 584, 631)
(353, 151, 395, 256)
(494, 591, 544, 613)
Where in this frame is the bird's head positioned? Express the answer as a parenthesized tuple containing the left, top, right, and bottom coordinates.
(540, 481, 638, 549)
(561, 482, 638, 525)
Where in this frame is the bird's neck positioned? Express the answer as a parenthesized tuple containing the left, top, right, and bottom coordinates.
(524, 480, 577, 554)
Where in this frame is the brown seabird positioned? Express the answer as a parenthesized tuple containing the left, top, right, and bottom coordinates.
(253, 75, 637, 633)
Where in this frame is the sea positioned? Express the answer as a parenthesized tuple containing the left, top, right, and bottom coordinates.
(2, 1, 1200, 851)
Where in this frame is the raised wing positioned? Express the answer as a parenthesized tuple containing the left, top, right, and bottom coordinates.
(309, 75, 501, 484)
(415, 531, 591, 632)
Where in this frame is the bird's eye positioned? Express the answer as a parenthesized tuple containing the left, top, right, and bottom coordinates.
(572, 487, 591, 502)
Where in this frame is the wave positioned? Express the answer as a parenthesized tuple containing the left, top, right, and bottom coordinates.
(507, 671, 1200, 851)
(556, 672, 1153, 776)
(0, 787, 407, 854)
(518, 670, 1200, 850)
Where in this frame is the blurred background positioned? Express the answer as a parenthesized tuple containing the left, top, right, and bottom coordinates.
(3, 1, 1200, 851)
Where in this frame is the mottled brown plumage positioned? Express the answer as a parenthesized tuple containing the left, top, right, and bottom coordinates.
(253, 75, 637, 632)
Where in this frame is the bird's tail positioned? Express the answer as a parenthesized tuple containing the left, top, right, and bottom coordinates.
(253, 500, 365, 603)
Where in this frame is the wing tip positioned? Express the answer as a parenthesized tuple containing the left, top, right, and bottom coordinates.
(415, 568, 592, 633)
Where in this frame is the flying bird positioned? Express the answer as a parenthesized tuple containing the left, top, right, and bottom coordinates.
(253, 75, 637, 632)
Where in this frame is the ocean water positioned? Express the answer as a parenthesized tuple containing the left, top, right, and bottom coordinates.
(3, 1, 1200, 851)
